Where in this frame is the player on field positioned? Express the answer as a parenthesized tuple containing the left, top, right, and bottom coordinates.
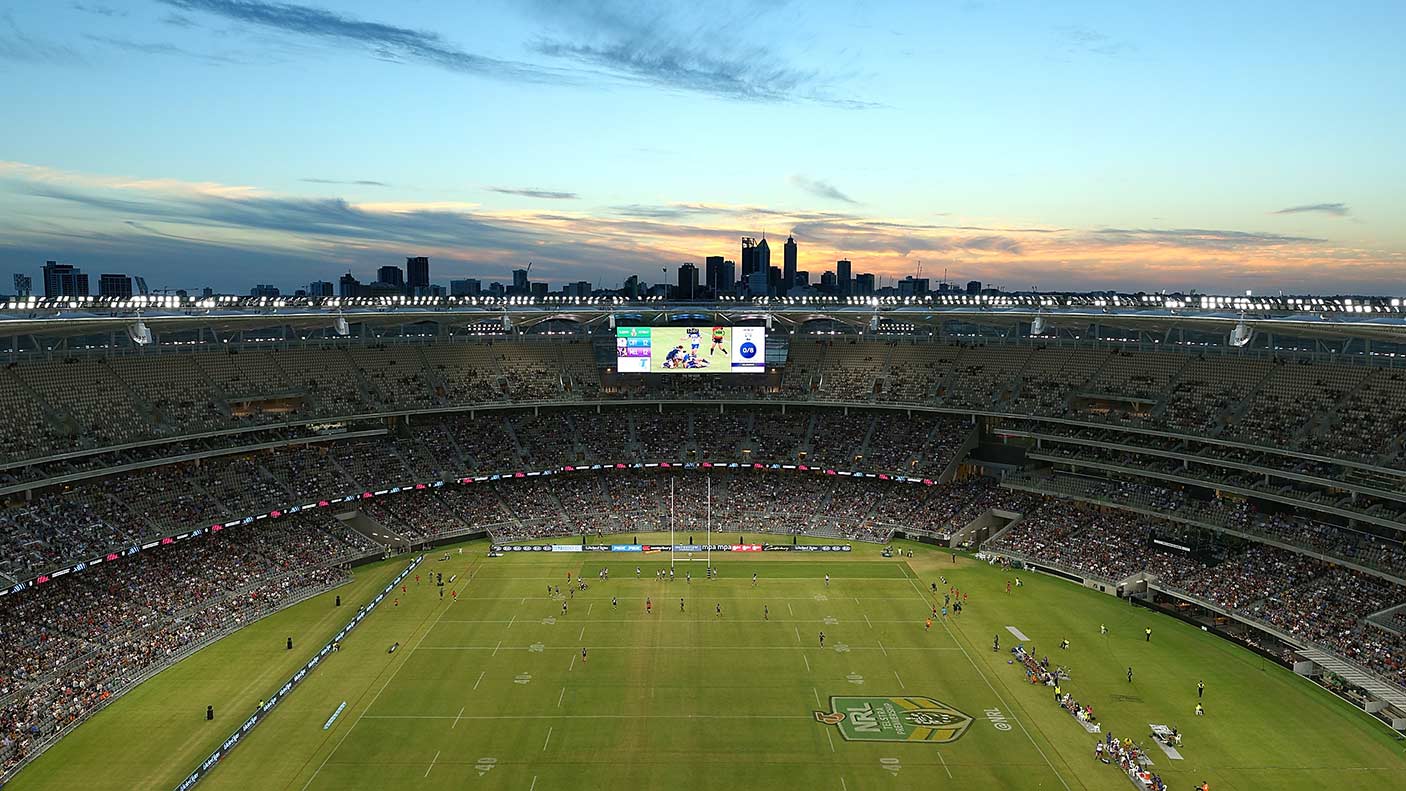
(612, 596, 618, 609)
(819, 631, 825, 647)
(752, 573, 758, 587)
(709, 326, 728, 356)
(646, 597, 652, 614)
(562, 602, 568, 615)
(764, 605, 769, 620)
(925, 618, 932, 632)
(582, 647, 588, 665)
(680, 598, 685, 612)
(824, 574, 830, 587)
(716, 603, 722, 617)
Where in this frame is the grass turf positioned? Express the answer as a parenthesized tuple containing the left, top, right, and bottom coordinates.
(10, 537, 1405, 791)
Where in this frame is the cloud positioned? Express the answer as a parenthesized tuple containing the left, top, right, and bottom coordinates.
(1086, 227, 1323, 250)
(0, 13, 84, 65)
(487, 186, 580, 200)
(84, 34, 245, 64)
(1272, 202, 1350, 217)
(789, 175, 858, 204)
(528, 0, 873, 106)
(70, 3, 127, 17)
(1058, 26, 1131, 57)
(300, 178, 391, 187)
(158, 0, 562, 83)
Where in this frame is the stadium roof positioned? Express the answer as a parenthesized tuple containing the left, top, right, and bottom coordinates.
(0, 293, 1403, 344)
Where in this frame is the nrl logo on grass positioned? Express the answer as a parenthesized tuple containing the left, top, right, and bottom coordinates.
(814, 696, 973, 744)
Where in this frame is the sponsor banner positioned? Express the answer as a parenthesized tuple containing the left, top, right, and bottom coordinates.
(611, 544, 643, 552)
(550, 544, 583, 553)
(814, 695, 973, 744)
(731, 544, 763, 552)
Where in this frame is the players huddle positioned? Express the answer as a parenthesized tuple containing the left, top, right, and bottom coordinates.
(661, 327, 728, 369)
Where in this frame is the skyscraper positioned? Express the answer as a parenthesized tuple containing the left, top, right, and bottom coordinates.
(98, 273, 133, 298)
(308, 280, 334, 297)
(677, 263, 699, 298)
(377, 265, 405, 289)
(42, 261, 88, 298)
(740, 237, 759, 283)
(512, 268, 530, 294)
(757, 236, 771, 280)
(854, 273, 875, 296)
(783, 235, 797, 294)
(836, 259, 852, 295)
(704, 255, 727, 292)
(406, 256, 429, 292)
(339, 272, 361, 297)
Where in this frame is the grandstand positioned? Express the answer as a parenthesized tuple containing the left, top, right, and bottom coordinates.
(2, 294, 1406, 788)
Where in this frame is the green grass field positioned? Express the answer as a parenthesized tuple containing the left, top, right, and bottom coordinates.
(11, 536, 1405, 791)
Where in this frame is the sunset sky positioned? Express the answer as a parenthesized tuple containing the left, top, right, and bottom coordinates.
(1, 1, 1402, 294)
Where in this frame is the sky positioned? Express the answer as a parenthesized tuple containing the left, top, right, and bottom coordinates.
(1, 0, 1403, 295)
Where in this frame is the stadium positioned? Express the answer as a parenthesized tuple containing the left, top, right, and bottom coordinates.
(1, 294, 1405, 791)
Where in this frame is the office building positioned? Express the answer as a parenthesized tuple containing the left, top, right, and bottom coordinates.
(854, 273, 875, 296)
(704, 256, 727, 292)
(512, 268, 530, 294)
(42, 261, 89, 298)
(98, 273, 133, 298)
(898, 277, 929, 296)
(338, 273, 361, 298)
(966, 280, 982, 295)
(377, 265, 404, 290)
(406, 257, 429, 291)
(677, 263, 699, 298)
(250, 284, 280, 297)
(740, 237, 759, 283)
(450, 278, 481, 297)
(13, 274, 32, 297)
(783, 234, 797, 294)
(820, 271, 837, 291)
(836, 259, 852, 295)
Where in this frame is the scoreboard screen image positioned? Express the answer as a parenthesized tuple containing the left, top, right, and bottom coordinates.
(616, 326, 765, 373)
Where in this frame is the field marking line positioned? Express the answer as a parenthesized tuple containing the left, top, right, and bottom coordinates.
(542, 726, 553, 751)
(492, 640, 502, 656)
(507, 614, 516, 629)
(423, 750, 440, 778)
(825, 728, 836, 753)
(569, 653, 576, 671)
(864, 614, 872, 630)
(841, 778, 848, 791)
(530, 777, 538, 791)
(813, 687, 823, 708)
(803, 653, 811, 673)
(418, 644, 961, 652)
(365, 713, 816, 721)
(579, 625, 586, 641)
(878, 640, 888, 657)
(451, 706, 465, 729)
(588, 602, 594, 615)
(788, 602, 795, 616)
(557, 687, 566, 708)
(473, 670, 485, 690)
(893, 670, 905, 689)
(899, 566, 1072, 791)
(794, 626, 802, 644)
(299, 560, 467, 791)
(520, 597, 526, 604)
(937, 750, 953, 779)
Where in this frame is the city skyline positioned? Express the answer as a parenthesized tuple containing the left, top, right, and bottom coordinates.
(2, 2, 1403, 295)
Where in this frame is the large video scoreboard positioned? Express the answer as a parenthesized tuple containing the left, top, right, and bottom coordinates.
(616, 326, 766, 373)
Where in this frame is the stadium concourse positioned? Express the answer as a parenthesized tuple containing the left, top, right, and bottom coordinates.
(2, 323, 1406, 783)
